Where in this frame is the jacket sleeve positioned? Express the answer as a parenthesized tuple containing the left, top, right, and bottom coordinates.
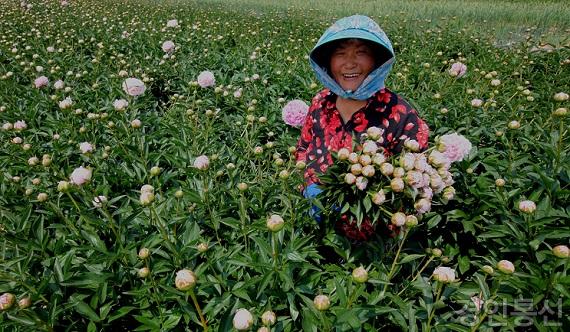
(387, 97, 429, 153)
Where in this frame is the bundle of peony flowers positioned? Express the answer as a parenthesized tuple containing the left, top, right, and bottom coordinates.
(282, 99, 309, 127)
(197, 71, 215, 88)
(317, 127, 472, 240)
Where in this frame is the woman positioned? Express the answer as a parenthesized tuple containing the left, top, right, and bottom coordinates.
(296, 15, 429, 241)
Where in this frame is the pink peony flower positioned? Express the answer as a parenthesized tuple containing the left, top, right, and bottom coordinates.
(161, 40, 175, 53)
(448, 62, 467, 78)
(518, 200, 536, 214)
(471, 99, 483, 108)
(166, 19, 178, 28)
(355, 176, 368, 190)
(54, 80, 64, 90)
(197, 71, 215, 88)
(34, 76, 49, 88)
(122, 78, 146, 96)
(113, 99, 128, 111)
(70, 166, 92, 185)
(193, 155, 209, 170)
(13, 120, 27, 131)
(58, 97, 73, 109)
(79, 142, 94, 154)
(432, 266, 456, 283)
(437, 133, 472, 163)
(282, 99, 309, 127)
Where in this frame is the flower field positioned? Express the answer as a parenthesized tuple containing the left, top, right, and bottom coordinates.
(1, 0, 569, 331)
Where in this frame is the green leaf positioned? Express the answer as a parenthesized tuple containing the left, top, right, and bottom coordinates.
(75, 301, 101, 322)
(399, 254, 425, 264)
(107, 306, 136, 322)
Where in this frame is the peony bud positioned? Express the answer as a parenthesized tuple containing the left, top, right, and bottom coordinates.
(518, 200, 536, 214)
(350, 163, 362, 175)
(266, 214, 284, 232)
(237, 182, 248, 191)
(553, 107, 567, 117)
(233, 308, 254, 331)
(373, 153, 386, 166)
(193, 155, 209, 170)
(431, 248, 443, 257)
(391, 212, 406, 227)
(352, 266, 368, 283)
(380, 162, 394, 176)
(372, 190, 386, 205)
(37, 193, 48, 202)
(197, 242, 209, 253)
(508, 120, 520, 130)
(175, 190, 184, 198)
(481, 265, 494, 275)
(57, 180, 70, 192)
(393, 167, 405, 178)
(139, 192, 155, 206)
(390, 177, 405, 192)
(359, 154, 372, 166)
(175, 269, 197, 291)
(138, 248, 150, 259)
(495, 178, 505, 187)
(553, 92, 569, 102)
(348, 152, 359, 164)
(344, 173, 356, 185)
(295, 161, 306, 170)
(552, 245, 569, 258)
(138, 267, 150, 278)
(0, 293, 15, 310)
(355, 176, 368, 190)
(313, 294, 330, 311)
(405, 215, 418, 228)
(432, 266, 456, 283)
(361, 165, 375, 177)
(497, 260, 515, 274)
(261, 310, 276, 326)
(150, 166, 161, 176)
(18, 297, 31, 309)
(337, 148, 350, 160)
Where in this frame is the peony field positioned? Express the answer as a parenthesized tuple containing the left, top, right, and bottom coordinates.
(0, 0, 569, 331)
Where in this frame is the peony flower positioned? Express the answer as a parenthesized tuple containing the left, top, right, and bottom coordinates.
(70, 166, 92, 185)
(58, 97, 73, 109)
(54, 80, 64, 90)
(432, 266, 456, 283)
(508, 120, 520, 129)
(437, 133, 472, 162)
(350, 164, 362, 175)
(233, 308, 254, 331)
(161, 40, 175, 53)
(428, 151, 451, 169)
(518, 200, 536, 214)
(373, 153, 386, 166)
(141, 184, 154, 194)
(197, 71, 215, 88)
(361, 165, 375, 177)
(79, 142, 94, 154)
(92, 195, 107, 208)
(348, 152, 359, 164)
(552, 245, 569, 258)
(0, 293, 15, 310)
(448, 62, 467, 78)
(359, 154, 372, 166)
(380, 162, 394, 176)
(193, 155, 209, 170)
(352, 266, 368, 283)
(471, 99, 483, 108)
(113, 99, 128, 111)
(34, 76, 49, 88)
(166, 19, 178, 28)
(497, 260, 515, 274)
(406, 170, 424, 188)
(131, 119, 142, 128)
(261, 310, 276, 326)
(400, 153, 415, 170)
(281, 99, 309, 127)
(344, 173, 356, 185)
(266, 214, 284, 232)
(122, 78, 146, 96)
(313, 295, 330, 311)
(175, 269, 197, 291)
(13, 120, 27, 131)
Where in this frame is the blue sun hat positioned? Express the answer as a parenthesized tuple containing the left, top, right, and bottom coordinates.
(309, 15, 395, 100)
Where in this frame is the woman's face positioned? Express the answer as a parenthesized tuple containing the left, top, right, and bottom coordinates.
(329, 39, 376, 92)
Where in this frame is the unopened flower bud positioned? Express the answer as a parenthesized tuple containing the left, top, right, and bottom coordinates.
(138, 248, 150, 259)
(150, 166, 161, 176)
(233, 308, 254, 331)
(497, 260, 515, 274)
(495, 178, 505, 187)
(337, 148, 350, 160)
(0, 293, 15, 310)
(138, 267, 150, 278)
(261, 310, 276, 326)
(352, 266, 368, 283)
(18, 297, 31, 309)
(313, 294, 330, 311)
(197, 242, 209, 253)
(266, 214, 284, 232)
(175, 269, 197, 290)
(481, 265, 494, 275)
(552, 245, 569, 258)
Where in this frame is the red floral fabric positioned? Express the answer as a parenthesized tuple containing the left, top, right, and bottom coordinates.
(295, 88, 429, 186)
